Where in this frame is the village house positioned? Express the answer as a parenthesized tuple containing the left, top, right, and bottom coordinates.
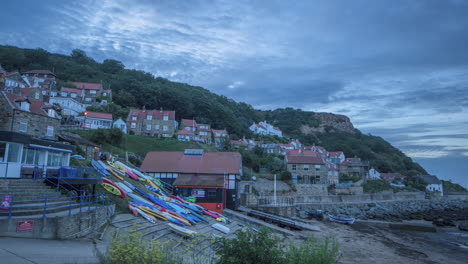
(291, 139, 302, 149)
(328, 151, 345, 165)
(126, 107, 177, 137)
(278, 143, 295, 155)
(54, 82, 111, 107)
(49, 96, 88, 116)
(230, 139, 248, 149)
(140, 149, 242, 213)
(285, 154, 328, 184)
(112, 118, 127, 134)
(249, 121, 283, 137)
(212, 129, 228, 148)
(176, 129, 196, 142)
(0, 91, 61, 139)
(415, 175, 443, 195)
(380, 172, 406, 184)
(340, 157, 369, 178)
(22, 70, 56, 90)
(325, 161, 340, 184)
(76, 111, 113, 129)
(179, 119, 212, 143)
(4, 72, 29, 89)
(368, 168, 381, 179)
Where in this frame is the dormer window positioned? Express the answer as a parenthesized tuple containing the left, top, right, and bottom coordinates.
(20, 101, 30, 111)
(163, 115, 169, 121)
(132, 116, 137, 121)
(147, 115, 152, 120)
(48, 109, 55, 118)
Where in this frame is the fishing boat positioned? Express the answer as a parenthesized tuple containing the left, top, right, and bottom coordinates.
(212, 223, 230, 234)
(328, 214, 355, 225)
(167, 223, 198, 237)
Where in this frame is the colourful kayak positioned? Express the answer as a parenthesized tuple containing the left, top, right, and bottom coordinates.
(102, 178, 126, 198)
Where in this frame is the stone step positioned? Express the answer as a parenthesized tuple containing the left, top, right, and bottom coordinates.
(0, 192, 63, 197)
(11, 196, 76, 205)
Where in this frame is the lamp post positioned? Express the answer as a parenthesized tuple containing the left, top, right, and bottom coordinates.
(84, 111, 88, 130)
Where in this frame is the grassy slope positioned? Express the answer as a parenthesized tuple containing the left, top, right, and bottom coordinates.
(74, 130, 217, 158)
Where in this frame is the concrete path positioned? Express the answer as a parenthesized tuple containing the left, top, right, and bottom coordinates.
(0, 237, 100, 264)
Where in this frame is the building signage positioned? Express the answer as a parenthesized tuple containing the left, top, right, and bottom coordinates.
(17, 220, 34, 232)
(191, 189, 205, 197)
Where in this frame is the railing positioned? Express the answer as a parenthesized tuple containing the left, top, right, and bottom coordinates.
(3, 193, 108, 219)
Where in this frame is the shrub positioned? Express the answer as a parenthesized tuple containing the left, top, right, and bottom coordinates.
(363, 179, 391, 193)
(106, 232, 164, 264)
(214, 227, 285, 264)
(285, 236, 340, 264)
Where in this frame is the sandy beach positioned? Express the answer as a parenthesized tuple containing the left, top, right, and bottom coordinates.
(303, 219, 468, 264)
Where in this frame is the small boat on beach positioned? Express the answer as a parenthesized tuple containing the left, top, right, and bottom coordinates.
(328, 214, 355, 225)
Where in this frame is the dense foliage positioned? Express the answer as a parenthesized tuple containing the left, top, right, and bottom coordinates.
(0, 45, 427, 177)
(441, 180, 467, 193)
(213, 228, 340, 264)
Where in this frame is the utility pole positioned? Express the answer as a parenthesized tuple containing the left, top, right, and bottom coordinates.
(273, 174, 277, 205)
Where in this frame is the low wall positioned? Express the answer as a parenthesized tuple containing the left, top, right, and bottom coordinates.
(0, 205, 115, 239)
(444, 194, 468, 201)
(242, 191, 425, 207)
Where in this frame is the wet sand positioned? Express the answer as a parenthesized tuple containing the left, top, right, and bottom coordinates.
(302, 219, 468, 264)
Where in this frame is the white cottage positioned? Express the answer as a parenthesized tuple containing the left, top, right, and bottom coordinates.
(113, 118, 127, 134)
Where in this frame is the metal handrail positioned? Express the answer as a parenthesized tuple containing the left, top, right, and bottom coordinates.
(4, 193, 107, 219)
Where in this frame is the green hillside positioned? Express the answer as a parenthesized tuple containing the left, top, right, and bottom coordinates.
(0, 45, 427, 176)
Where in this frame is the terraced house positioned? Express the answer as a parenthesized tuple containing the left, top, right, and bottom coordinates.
(126, 107, 177, 137)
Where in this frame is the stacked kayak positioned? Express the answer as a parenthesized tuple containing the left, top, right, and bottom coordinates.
(93, 159, 232, 237)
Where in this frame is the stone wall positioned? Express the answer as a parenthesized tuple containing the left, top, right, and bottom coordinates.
(0, 205, 114, 239)
(296, 199, 468, 221)
(295, 184, 328, 196)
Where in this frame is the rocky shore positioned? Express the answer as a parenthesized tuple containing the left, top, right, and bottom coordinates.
(297, 199, 468, 224)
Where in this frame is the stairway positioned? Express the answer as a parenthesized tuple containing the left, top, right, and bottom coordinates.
(0, 179, 82, 218)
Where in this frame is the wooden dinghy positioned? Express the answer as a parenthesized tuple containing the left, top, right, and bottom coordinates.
(167, 223, 198, 238)
(328, 215, 355, 225)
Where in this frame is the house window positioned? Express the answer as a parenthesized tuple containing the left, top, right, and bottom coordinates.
(35, 92, 39, 99)
(208, 189, 217, 197)
(47, 126, 54, 137)
(155, 125, 160, 130)
(147, 115, 152, 120)
(163, 125, 168, 131)
(19, 121, 28, 132)
(163, 115, 169, 121)
(162, 133, 169, 137)
(85, 97, 92, 102)
(61, 92, 67, 97)
(132, 116, 137, 121)
(315, 165, 321, 171)
(103, 92, 107, 96)
(146, 124, 151, 130)
(90, 90, 97, 94)
(71, 93, 77, 98)
(131, 122, 136, 128)
(292, 164, 297, 171)
(303, 165, 309, 171)
(315, 175, 321, 182)
(51, 92, 57, 96)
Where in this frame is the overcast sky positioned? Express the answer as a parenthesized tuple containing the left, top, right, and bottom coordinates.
(1, 0, 467, 187)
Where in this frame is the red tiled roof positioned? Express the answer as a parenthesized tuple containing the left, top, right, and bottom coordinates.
(287, 155, 324, 165)
(23, 70, 56, 76)
(341, 158, 369, 166)
(72, 82, 101, 90)
(2, 92, 51, 117)
(230, 140, 247, 146)
(286, 150, 319, 156)
(212, 129, 228, 137)
(173, 174, 225, 187)
(329, 152, 344, 157)
(176, 130, 195, 135)
(182, 119, 197, 127)
(255, 124, 266, 129)
(126, 109, 176, 122)
(19, 88, 38, 96)
(140, 151, 242, 174)
(84, 111, 113, 120)
(62, 87, 83, 96)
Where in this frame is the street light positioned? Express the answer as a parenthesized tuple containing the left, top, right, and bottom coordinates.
(84, 111, 88, 129)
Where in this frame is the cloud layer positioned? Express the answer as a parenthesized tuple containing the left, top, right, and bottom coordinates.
(1, 0, 467, 184)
